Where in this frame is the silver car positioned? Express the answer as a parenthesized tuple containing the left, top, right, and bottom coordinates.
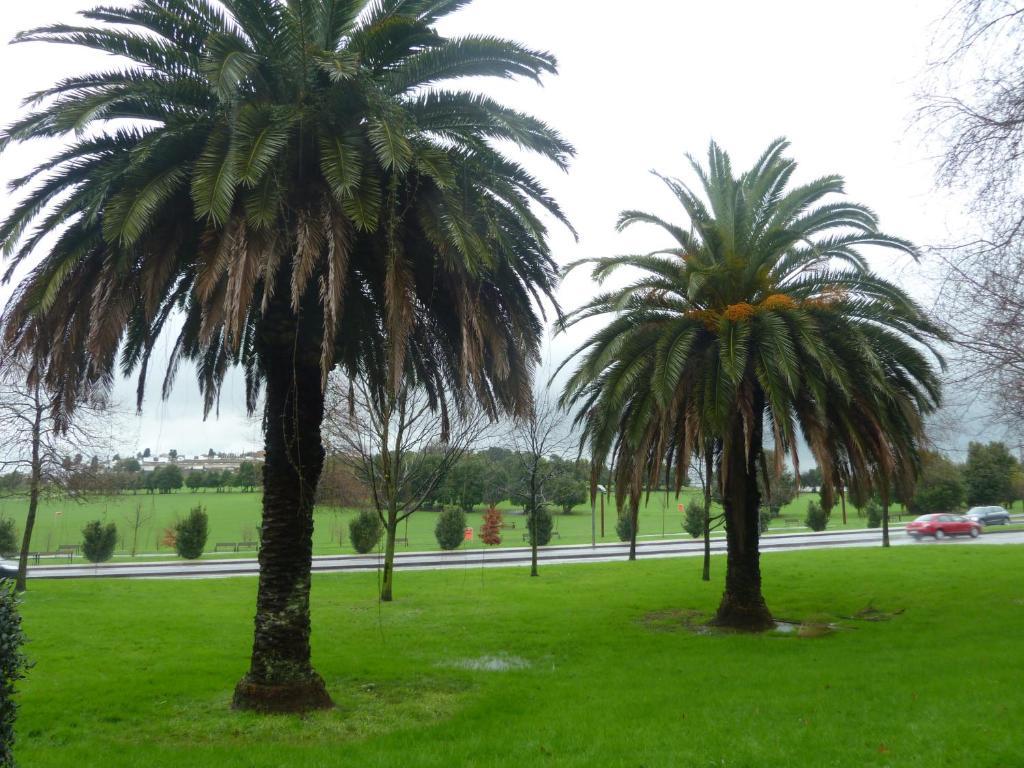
(965, 506, 1012, 526)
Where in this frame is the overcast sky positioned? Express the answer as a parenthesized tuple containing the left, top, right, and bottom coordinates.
(0, 0, 979, 459)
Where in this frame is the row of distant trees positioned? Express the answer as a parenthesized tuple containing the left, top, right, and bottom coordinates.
(677, 440, 1023, 537)
(0, 460, 262, 498)
(792, 441, 1024, 518)
(898, 443, 1023, 515)
(316, 446, 589, 516)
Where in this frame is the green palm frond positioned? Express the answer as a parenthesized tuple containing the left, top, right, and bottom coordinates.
(1, 0, 572, 427)
(560, 138, 946, 509)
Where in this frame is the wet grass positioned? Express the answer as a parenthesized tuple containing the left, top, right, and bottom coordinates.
(14, 544, 1024, 766)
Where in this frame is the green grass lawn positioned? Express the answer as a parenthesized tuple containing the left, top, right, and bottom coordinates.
(1, 490, 1020, 561)
(13, 544, 1024, 766)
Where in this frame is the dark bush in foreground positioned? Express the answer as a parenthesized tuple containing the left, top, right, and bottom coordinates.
(349, 510, 383, 554)
(81, 521, 117, 563)
(0, 519, 17, 558)
(684, 501, 704, 539)
(616, 513, 634, 542)
(527, 504, 553, 547)
(435, 508, 467, 551)
(865, 500, 883, 529)
(0, 580, 29, 767)
(174, 507, 208, 560)
(805, 501, 829, 532)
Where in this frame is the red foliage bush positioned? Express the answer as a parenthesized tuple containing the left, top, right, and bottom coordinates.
(480, 507, 503, 546)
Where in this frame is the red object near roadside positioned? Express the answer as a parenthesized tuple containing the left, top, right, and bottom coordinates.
(906, 514, 981, 540)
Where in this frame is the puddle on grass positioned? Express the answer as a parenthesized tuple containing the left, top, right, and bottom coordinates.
(773, 621, 839, 638)
(841, 604, 906, 622)
(640, 609, 841, 638)
(447, 654, 532, 672)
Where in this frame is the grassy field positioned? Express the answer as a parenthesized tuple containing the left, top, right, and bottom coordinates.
(1, 490, 1020, 560)
(13, 544, 1024, 766)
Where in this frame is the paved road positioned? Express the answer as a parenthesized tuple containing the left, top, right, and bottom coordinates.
(25, 526, 1024, 581)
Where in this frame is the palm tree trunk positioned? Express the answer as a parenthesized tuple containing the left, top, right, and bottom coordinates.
(232, 306, 331, 713)
(712, 402, 773, 631)
(702, 512, 711, 582)
(882, 502, 890, 548)
(628, 498, 639, 561)
(381, 511, 398, 601)
(702, 449, 713, 582)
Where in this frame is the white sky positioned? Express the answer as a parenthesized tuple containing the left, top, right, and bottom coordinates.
(0, 0, 978, 458)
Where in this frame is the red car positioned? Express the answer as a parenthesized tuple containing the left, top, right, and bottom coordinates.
(906, 514, 981, 540)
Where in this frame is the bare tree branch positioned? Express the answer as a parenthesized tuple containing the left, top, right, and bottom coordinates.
(322, 371, 487, 600)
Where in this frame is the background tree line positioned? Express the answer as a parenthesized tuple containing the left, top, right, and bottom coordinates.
(316, 444, 590, 517)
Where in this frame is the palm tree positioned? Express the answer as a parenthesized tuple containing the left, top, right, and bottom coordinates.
(0, 0, 572, 712)
(560, 139, 943, 631)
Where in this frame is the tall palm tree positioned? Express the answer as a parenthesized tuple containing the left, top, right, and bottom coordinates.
(560, 139, 943, 630)
(0, 0, 572, 712)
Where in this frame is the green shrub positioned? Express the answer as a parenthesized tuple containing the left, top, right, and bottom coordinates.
(616, 513, 634, 542)
(349, 510, 383, 554)
(804, 500, 829, 532)
(758, 508, 772, 534)
(0, 519, 17, 558)
(81, 520, 117, 563)
(0, 580, 29, 768)
(527, 504, 553, 547)
(864, 499, 883, 528)
(434, 508, 467, 551)
(683, 501, 704, 539)
(174, 507, 209, 560)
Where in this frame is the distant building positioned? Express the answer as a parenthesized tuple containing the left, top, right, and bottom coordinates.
(138, 451, 264, 473)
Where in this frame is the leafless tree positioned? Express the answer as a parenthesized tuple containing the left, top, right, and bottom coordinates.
(323, 373, 486, 602)
(0, 354, 114, 590)
(690, 440, 723, 582)
(122, 503, 154, 559)
(919, 1, 1024, 438)
(506, 389, 576, 577)
(922, 2, 1024, 241)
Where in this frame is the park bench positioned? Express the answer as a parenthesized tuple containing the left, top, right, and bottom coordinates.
(236, 541, 259, 552)
(29, 551, 69, 565)
(30, 551, 75, 565)
(395, 537, 409, 546)
(57, 544, 79, 562)
(214, 542, 237, 552)
(500, 521, 517, 530)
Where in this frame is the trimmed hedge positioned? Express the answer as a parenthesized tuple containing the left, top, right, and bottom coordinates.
(435, 508, 467, 551)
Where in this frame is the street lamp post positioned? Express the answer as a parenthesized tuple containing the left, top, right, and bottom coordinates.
(591, 494, 596, 548)
(594, 484, 607, 547)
